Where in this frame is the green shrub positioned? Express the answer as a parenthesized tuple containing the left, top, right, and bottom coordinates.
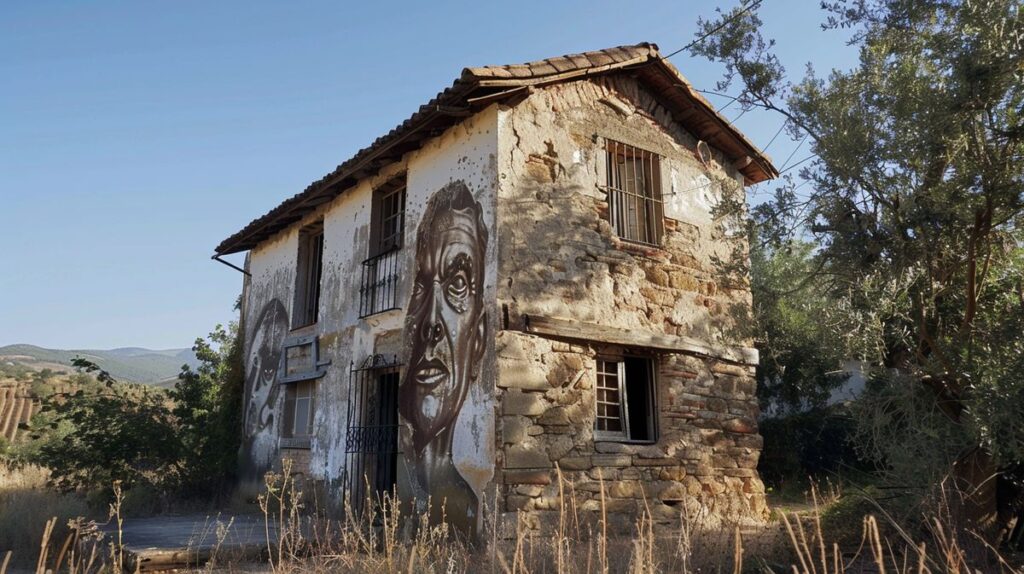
(759, 404, 874, 489)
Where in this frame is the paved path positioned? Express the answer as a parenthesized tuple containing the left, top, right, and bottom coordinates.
(102, 515, 277, 571)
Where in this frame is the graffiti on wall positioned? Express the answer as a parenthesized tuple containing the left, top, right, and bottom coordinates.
(242, 298, 289, 475)
(399, 180, 489, 536)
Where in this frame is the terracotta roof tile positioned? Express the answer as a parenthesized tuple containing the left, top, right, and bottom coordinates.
(586, 51, 617, 67)
(506, 64, 534, 78)
(567, 53, 592, 68)
(215, 42, 776, 255)
(605, 46, 635, 62)
(547, 57, 575, 73)
(527, 61, 559, 76)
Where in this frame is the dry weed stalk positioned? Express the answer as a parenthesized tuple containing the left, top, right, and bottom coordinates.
(12, 462, 1024, 574)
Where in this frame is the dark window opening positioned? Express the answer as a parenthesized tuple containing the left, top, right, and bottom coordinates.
(360, 178, 406, 317)
(345, 354, 402, 513)
(372, 183, 406, 256)
(624, 358, 655, 442)
(293, 222, 324, 328)
(595, 356, 657, 442)
(604, 140, 664, 246)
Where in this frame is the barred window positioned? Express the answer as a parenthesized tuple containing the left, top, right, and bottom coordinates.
(361, 178, 406, 317)
(594, 356, 657, 442)
(605, 140, 664, 246)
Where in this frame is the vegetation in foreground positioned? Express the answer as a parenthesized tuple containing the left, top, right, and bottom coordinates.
(10, 323, 244, 506)
(2, 458, 1021, 573)
(698, 0, 1024, 545)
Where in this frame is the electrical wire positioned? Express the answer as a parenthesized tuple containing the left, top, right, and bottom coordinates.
(780, 154, 816, 174)
(778, 134, 807, 172)
(763, 120, 788, 152)
(661, 0, 765, 60)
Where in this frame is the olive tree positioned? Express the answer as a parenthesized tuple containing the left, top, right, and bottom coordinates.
(692, 0, 1024, 534)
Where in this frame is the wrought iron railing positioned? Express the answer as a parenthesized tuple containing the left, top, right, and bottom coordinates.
(359, 247, 402, 318)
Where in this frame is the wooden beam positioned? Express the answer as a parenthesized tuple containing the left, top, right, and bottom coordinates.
(466, 85, 530, 107)
(520, 314, 759, 365)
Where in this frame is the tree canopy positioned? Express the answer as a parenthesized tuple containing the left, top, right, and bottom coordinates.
(693, 0, 1024, 514)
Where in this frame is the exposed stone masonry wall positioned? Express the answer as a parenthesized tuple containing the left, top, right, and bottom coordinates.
(496, 331, 765, 531)
(494, 75, 766, 530)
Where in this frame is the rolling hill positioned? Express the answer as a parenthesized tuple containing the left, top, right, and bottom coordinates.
(0, 344, 200, 385)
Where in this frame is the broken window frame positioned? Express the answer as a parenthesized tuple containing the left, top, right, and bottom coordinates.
(602, 139, 665, 247)
(594, 354, 658, 443)
(293, 221, 325, 328)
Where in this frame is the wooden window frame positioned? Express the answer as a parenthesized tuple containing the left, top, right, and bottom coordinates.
(278, 335, 330, 384)
(293, 221, 325, 328)
(281, 379, 316, 448)
(278, 335, 329, 449)
(593, 355, 658, 443)
(370, 178, 407, 257)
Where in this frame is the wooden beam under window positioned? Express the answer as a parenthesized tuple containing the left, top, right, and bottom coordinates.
(519, 314, 758, 366)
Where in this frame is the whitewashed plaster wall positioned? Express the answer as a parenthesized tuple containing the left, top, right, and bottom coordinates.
(240, 106, 500, 514)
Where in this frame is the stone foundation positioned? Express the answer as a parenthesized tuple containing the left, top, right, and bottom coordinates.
(495, 330, 766, 533)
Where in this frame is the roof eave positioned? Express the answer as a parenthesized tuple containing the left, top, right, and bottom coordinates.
(214, 45, 778, 256)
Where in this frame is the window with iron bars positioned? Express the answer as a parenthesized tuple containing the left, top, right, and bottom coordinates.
(595, 355, 657, 443)
(360, 179, 406, 317)
(604, 140, 664, 246)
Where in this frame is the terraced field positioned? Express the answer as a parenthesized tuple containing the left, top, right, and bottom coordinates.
(0, 385, 37, 443)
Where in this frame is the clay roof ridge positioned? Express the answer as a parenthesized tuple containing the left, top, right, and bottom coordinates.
(214, 42, 776, 255)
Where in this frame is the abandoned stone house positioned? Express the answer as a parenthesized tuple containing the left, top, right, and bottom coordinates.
(214, 43, 778, 536)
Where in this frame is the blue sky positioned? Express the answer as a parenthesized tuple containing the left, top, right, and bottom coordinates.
(0, 1, 857, 350)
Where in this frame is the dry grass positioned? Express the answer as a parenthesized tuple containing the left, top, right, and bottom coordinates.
(0, 462, 94, 568)
(6, 461, 1022, 573)
(237, 462, 1022, 574)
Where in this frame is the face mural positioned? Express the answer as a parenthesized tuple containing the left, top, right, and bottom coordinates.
(244, 299, 289, 439)
(399, 180, 488, 536)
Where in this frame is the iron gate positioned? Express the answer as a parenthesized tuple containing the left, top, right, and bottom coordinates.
(344, 354, 401, 513)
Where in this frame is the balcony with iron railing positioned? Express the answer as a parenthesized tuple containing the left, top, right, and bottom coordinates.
(359, 247, 403, 318)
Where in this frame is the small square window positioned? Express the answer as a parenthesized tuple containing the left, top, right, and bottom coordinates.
(594, 356, 657, 442)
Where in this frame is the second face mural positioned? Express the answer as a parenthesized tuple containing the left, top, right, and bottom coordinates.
(398, 180, 489, 536)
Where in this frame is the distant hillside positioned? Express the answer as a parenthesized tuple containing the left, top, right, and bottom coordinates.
(0, 344, 199, 385)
